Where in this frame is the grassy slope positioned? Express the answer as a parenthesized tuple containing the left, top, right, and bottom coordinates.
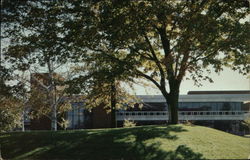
(0, 124, 249, 160)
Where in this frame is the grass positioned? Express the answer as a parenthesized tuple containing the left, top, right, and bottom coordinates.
(0, 124, 249, 160)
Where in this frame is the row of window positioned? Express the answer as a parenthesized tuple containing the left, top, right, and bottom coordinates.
(67, 103, 85, 128)
(179, 102, 242, 111)
(66, 101, 244, 127)
(131, 102, 243, 111)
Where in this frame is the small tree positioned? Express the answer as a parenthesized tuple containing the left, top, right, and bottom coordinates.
(2, 1, 75, 130)
(27, 72, 73, 130)
(60, 1, 142, 128)
(67, 61, 140, 128)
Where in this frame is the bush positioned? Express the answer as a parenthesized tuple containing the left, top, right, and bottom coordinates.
(123, 119, 136, 128)
(183, 120, 194, 126)
(58, 117, 69, 130)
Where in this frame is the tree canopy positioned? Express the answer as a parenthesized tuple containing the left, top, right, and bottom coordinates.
(75, 0, 250, 123)
(2, 0, 249, 124)
(2, 1, 76, 130)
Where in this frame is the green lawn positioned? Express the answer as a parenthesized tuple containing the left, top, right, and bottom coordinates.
(0, 124, 249, 160)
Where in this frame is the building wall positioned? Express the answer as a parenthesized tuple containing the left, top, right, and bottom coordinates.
(92, 104, 112, 128)
(30, 116, 51, 130)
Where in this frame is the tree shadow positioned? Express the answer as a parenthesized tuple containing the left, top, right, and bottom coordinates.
(1, 125, 206, 160)
(116, 142, 205, 160)
(108, 125, 204, 160)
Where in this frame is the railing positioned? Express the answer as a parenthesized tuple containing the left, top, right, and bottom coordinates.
(116, 111, 250, 121)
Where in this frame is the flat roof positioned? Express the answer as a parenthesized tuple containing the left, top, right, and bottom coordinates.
(188, 90, 250, 95)
(137, 94, 250, 103)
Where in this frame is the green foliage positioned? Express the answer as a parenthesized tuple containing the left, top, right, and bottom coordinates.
(2, 1, 78, 130)
(62, 0, 249, 123)
(0, 66, 12, 99)
(28, 78, 72, 120)
(2, 1, 70, 70)
(2, 0, 249, 124)
(0, 67, 26, 132)
(123, 119, 136, 128)
(0, 98, 23, 132)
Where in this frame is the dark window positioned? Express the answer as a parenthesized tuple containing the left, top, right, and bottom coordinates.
(200, 102, 212, 111)
(221, 102, 232, 111)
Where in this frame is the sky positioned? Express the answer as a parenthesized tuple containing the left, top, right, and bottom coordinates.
(133, 68, 250, 95)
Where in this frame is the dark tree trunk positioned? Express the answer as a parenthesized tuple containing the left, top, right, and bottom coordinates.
(161, 90, 172, 124)
(110, 80, 116, 128)
(167, 79, 181, 124)
(167, 94, 179, 124)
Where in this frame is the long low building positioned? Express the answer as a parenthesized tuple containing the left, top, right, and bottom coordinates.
(25, 90, 250, 133)
(65, 90, 250, 132)
(117, 93, 250, 121)
(24, 73, 250, 133)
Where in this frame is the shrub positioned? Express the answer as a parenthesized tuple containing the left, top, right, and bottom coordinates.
(123, 119, 136, 128)
(183, 120, 194, 126)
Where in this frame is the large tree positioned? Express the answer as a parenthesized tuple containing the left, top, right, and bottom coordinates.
(2, 0, 249, 126)
(70, 0, 249, 124)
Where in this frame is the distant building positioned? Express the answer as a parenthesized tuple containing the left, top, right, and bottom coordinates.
(65, 90, 250, 133)
(116, 91, 250, 134)
(25, 73, 250, 134)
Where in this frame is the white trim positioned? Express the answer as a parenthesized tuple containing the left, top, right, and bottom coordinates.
(116, 111, 250, 121)
(137, 94, 250, 103)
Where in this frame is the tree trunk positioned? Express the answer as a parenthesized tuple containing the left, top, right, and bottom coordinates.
(51, 88, 57, 131)
(50, 85, 57, 131)
(51, 104, 57, 131)
(22, 110, 25, 132)
(47, 60, 57, 131)
(167, 79, 181, 124)
(167, 94, 179, 124)
(110, 80, 116, 128)
(161, 91, 172, 124)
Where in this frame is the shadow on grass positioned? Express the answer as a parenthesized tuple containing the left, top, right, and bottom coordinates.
(0, 125, 205, 160)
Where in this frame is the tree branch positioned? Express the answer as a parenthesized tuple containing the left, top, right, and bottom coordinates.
(144, 35, 167, 90)
(135, 69, 162, 91)
(177, 52, 190, 81)
(129, 46, 154, 61)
